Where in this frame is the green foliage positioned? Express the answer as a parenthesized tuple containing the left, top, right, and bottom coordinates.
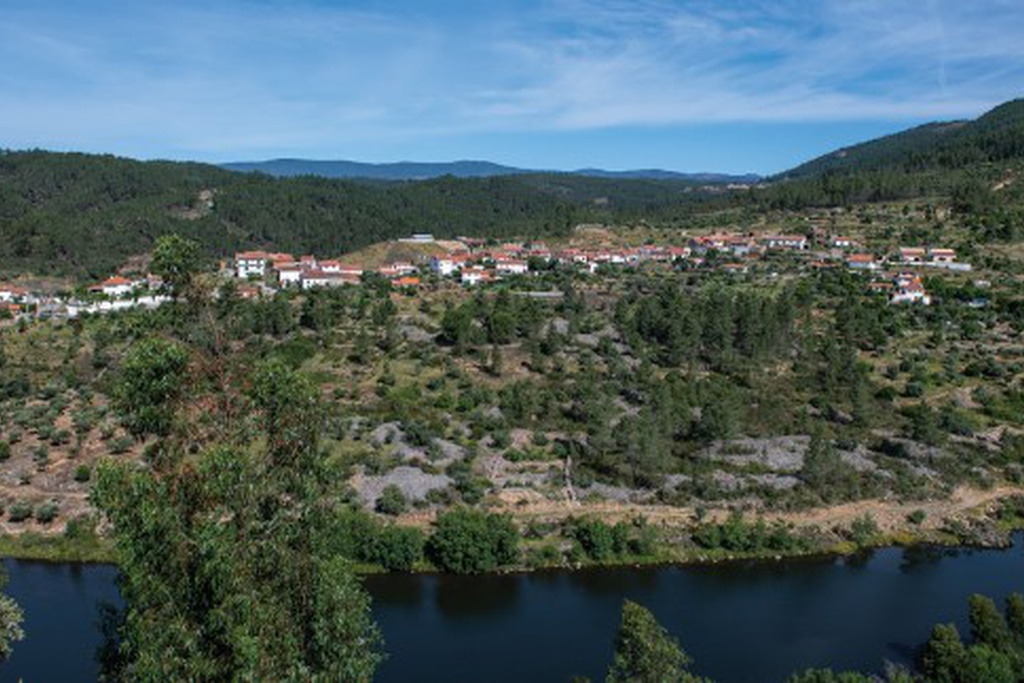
(426, 508, 519, 573)
(693, 511, 807, 554)
(0, 441, 9, 461)
(7, 501, 32, 523)
(0, 151, 580, 278)
(150, 234, 201, 296)
(325, 508, 424, 572)
(847, 514, 880, 546)
(0, 568, 24, 662)
(801, 428, 872, 504)
(112, 337, 189, 438)
(370, 525, 425, 572)
(917, 593, 1024, 683)
(92, 360, 383, 680)
(606, 600, 706, 683)
(920, 623, 968, 683)
(566, 517, 654, 562)
(34, 501, 59, 524)
(375, 485, 409, 516)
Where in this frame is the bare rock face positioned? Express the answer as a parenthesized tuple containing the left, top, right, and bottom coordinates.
(702, 436, 811, 472)
(354, 466, 453, 508)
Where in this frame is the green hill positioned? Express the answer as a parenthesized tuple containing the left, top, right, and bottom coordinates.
(0, 151, 584, 278)
(781, 98, 1024, 179)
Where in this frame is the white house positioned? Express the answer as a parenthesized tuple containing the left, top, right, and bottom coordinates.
(846, 254, 878, 270)
(898, 247, 926, 264)
(460, 267, 490, 285)
(300, 270, 351, 289)
(0, 285, 28, 303)
(891, 276, 931, 305)
(235, 251, 269, 279)
(379, 262, 417, 278)
(275, 263, 303, 286)
(97, 276, 135, 298)
(319, 260, 342, 273)
(760, 235, 808, 250)
(496, 259, 529, 276)
(431, 256, 455, 276)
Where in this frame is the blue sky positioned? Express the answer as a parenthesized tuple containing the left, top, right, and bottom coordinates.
(2, 0, 1022, 174)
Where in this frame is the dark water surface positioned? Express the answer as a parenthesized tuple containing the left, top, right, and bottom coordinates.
(2, 534, 1023, 682)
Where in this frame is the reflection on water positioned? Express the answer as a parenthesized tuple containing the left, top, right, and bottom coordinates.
(2, 533, 1023, 683)
(434, 573, 521, 619)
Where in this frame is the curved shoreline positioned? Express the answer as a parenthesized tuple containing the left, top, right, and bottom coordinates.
(2, 485, 1022, 571)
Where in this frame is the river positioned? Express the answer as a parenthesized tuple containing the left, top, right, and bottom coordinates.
(2, 534, 1022, 682)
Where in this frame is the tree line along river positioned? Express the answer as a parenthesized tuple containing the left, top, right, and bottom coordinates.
(2, 533, 1022, 682)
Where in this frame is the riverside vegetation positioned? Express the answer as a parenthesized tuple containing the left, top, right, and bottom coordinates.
(1, 98, 1024, 677)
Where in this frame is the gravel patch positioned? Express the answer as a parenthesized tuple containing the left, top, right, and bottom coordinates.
(703, 436, 810, 472)
(883, 437, 950, 461)
(432, 438, 465, 461)
(839, 445, 879, 472)
(549, 318, 570, 335)
(356, 466, 453, 508)
(712, 471, 744, 492)
(369, 421, 404, 446)
(397, 323, 435, 343)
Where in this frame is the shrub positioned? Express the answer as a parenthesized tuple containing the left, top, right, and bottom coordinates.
(907, 509, 927, 525)
(904, 382, 925, 398)
(371, 525, 425, 572)
(849, 514, 880, 546)
(35, 501, 59, 524)
(375, 485, 409, 516)
(109, 435, 134, 455)
(49, 428, 72, 446)
(427, 508, 519, 573)
(7, 501, 33, 523)
(0, 440, 9, 461)
(74, 465, 91, 483)
(33, 445, 49, 469)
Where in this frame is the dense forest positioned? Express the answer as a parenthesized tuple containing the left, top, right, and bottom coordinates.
(0, 151, 584, 278)
(2, 98, 1023, 278)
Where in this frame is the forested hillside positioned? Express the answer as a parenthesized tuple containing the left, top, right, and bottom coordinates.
(0, 151, 582, 277)
(781, 98, 1024, 179)
(3, 98, 1024, 278)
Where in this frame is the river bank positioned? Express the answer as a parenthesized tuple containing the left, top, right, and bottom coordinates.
(1, 486, 1021, 572)
(5, 531, 1023, 683)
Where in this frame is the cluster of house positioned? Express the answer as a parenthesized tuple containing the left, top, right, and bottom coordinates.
(88, 274, 165, 298)
(844, 246, 971, 306)
(232, 250, 421, 290)
(866, 272, 932, 305)
(429, 241, 695, 282)
(0, 284, 30, 316)
(1, 275, 172, 321)
(688, 233, 812, 255)
(845, 246, 968, 273)
(227, 232, 974, 293)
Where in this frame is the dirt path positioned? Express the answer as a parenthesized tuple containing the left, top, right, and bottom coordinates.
(764, 484, 1024, 533)
(407, 484, 1024, 533)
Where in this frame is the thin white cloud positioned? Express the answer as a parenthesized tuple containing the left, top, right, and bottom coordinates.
(0, 0, 1021, 159)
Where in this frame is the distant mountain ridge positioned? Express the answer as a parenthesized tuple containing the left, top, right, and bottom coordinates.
(220, 158, 760, 184)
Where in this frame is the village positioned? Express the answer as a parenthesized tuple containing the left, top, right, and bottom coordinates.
(0, 225, 976, 322)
